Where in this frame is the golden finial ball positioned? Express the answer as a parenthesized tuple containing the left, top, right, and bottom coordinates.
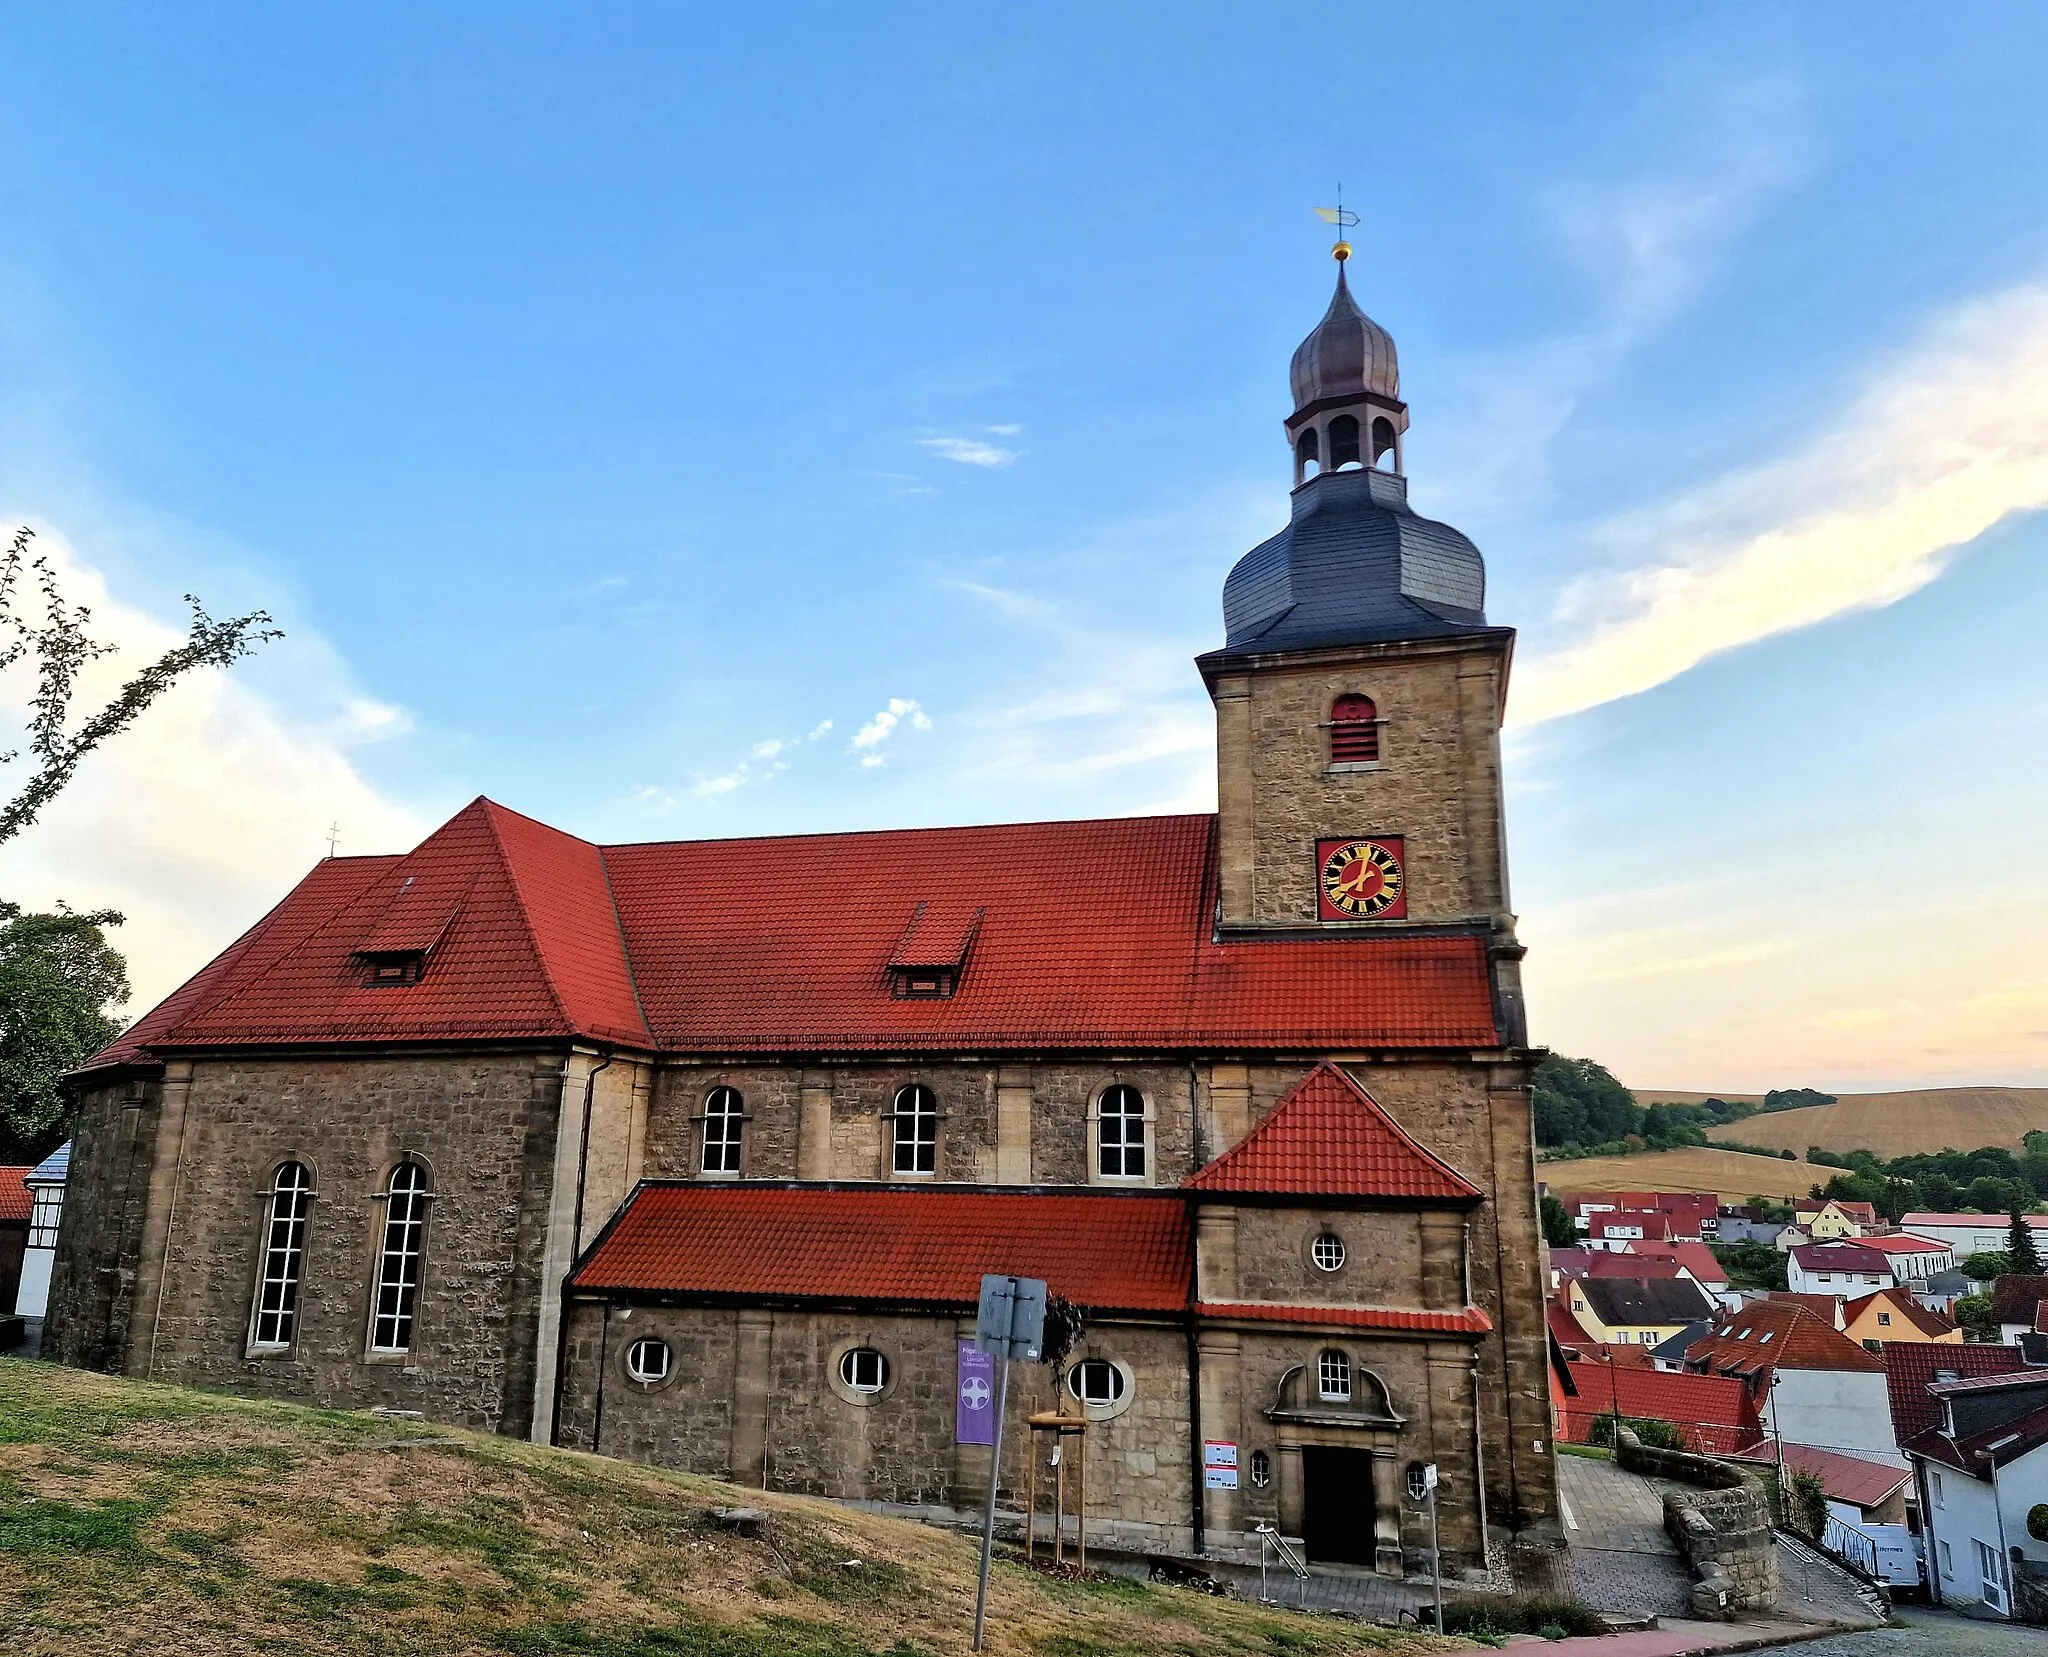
(1332, 240, 1352, 261)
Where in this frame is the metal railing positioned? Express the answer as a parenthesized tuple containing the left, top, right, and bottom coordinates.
(1252, 1522, 1309, 1607)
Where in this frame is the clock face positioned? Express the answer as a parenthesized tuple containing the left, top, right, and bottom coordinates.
(1316, 836, 1407, 921)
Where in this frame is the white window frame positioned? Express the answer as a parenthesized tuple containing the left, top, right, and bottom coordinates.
(368, 1161, 431, 1356)
(249, 1162, 314, 1352)
(27, 1187, 60, 1249)
(1249, 1448, 1272, 1489)
(1310, 1232, 1346, 1273)
(1094, 1084, 1148, 1182)
(1070, 1358, 1126, 1409)
(1317, 1348, 1351, 1402)
(1975, 1538, 2008, 1611)
(891, 1085, 939, 1176)
(840, 1346, 890, 1394)
(625, 1336, 672, 1384)
(701, 1085, 746, 1176)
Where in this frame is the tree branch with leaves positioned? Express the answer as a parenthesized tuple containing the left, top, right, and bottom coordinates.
(0, 526, 280, 845)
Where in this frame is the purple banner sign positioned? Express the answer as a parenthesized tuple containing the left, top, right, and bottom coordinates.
(957, 1339, 997, 1444)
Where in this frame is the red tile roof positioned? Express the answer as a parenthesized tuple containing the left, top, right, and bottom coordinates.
(1548, 1298, 1595, 1352)
(1623, 1241, 1728, 1285)
(1582, 1253, 1685, 1281)
(1989, 1275, 2048, 1326)
(0, 1167, 29, 1224)
(1556, 1358, 1765, 1455)
(1883, 1342, 2026, 1445)
(1766, 1292, 1844, 1325)
(1903, 1400, 2048, 1476)
(1790, 1243, 1893, 1275)
(571, 1184, 1193, 1313)
(1724, 1443, 1909, 1510)
(1182, 1063, 1482, 1201)
(1197, 1302, 1491, 1334)
(1683, 1300, 1885, 1375)
(86, 803, 1501, 1068)
(1855, 1234, 1952, 1256)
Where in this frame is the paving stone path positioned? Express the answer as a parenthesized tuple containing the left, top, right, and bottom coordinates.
(1554, 1452, 1697, 1616)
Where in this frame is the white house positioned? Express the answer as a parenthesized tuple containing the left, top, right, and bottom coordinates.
(1904, 1368, 2048, 1620)
(1901, 1212, 2048, 1262)
(1678, 1301, 1902, 1466)
(1853, 1233, 1956, 1284)
(1787, 1242, 1896, 1298)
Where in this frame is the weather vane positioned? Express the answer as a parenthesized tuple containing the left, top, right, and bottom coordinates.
(1315, 188, 1360, 262)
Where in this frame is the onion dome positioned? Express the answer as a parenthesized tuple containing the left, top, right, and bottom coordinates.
(1289, 263, 1399, 416)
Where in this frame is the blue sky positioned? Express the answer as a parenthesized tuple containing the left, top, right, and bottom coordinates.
(3, 5, 2046, 1090)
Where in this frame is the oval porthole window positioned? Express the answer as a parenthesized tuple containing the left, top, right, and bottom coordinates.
(1249, 1449, 1272, 1489)
(1310, 1232, 1346, 1272)
(625, 1337, 671, 1384)
(1069, 1358, 1127, 1409)
(839, 1346, 891, 1395)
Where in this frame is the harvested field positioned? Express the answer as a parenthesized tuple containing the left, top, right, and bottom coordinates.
(1703, 1087, 2048, 1159)
(1539, 1145, 1818, 1203)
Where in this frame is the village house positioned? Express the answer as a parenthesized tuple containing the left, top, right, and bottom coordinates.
(1794, 1200, 1878, 1240)
(43, 251, 1555, 1576)
(1787, 1242, 1898, 1297)
(1904, 1365, 2048, 1619)
(1840, 1288, 1960, 1351)
(1563, 1276, 1718, 1348)
(1677, 1300, 1898, 1466)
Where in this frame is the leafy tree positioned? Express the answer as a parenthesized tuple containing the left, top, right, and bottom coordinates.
(2010, 1212, 2045, 1276)
(0, 528, 277, 847)
(1712, 1241, 1787, 1292)
(1962, 1252, 2011, 1283)
(1954, 1293, 1997, 1341)
(1540, 1195, 1578, 1249)
(1532, 1055, 1641, 1150)
(1762, 1088, 1836, 1113)
(0, 903, 128, 1161)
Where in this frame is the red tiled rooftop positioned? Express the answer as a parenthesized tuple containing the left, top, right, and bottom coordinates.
(0, 1167, 29, 1224)
(1197, 1302, 1491, 1334)
(86, 802, 1502, 1067)
(1181, 1063, 1482, 1201)
(1884, 1342, 2025, 1445)
(1556, 1358, 1763, 1454)
(1684, 1300, 1885, 1375)
(571, 1184, 1192, 1313)
(1989, 1275, 2048, 1326)
(1724, 1443, 1909, 1510)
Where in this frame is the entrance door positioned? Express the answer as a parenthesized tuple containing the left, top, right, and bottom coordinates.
(1300, 1446, 1377, 1566)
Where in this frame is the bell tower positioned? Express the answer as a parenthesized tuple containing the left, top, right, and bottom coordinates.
(1196, 243, 1525, 1038)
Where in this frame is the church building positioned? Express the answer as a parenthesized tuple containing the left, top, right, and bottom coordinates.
(47, 248, 1556, 1574)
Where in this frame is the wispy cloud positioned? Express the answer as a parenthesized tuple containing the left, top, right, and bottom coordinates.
(917, 432, 1020, 469)
(1436, 76, 1810, 515)
(1514, 281, 2048, 724)
(850, 697, 932, 767)
(686, 715, 840, 797)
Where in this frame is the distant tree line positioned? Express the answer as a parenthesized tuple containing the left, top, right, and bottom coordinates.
(1532, 1053, 1836, 1160)
(1802, 1135, 2048, 1222)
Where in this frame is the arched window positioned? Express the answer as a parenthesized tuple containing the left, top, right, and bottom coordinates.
(1249, 1449, 1272, 1489)
(1097, 1085, 1147, 1181)
(701, 1086, 745, 1176)
(1371, 415, 1399, 470)
(369, 1161, 430, 1355)
(250, 1161, 314, 1351)
(1329, 694, 1380, 765)
(1295, 427, 1319, 479)
(1317, 1348, 1352, 1402)
(892, 1084, 938, 1175)
(1328, 414, 1362, 469)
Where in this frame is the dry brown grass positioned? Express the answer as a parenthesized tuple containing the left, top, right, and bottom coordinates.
(1541, 1146, 1820, 1202)
(1701, 1087, 2048, 1160)
(0, 1360, 1456, 1657)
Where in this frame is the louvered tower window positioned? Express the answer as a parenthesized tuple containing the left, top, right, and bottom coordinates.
(1329, 694, 1379, 764)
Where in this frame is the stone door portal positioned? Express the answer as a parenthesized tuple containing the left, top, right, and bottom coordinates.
(1300, 1445, 1376, 1566)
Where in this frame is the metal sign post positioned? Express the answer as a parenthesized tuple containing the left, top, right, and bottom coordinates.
(1407, 1460, 1441, 1633)
(971, 1273, 1047, 1653)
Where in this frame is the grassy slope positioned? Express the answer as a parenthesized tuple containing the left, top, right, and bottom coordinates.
(1540, 1146, 1819, 1202)
(0, 1360, 1453, 1657)
(1701, 1087, 2048, 1159)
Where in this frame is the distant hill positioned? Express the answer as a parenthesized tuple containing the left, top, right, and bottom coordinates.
(1540, 1145, 1818, 1203)
(1698, 1087, 2048, 1160)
